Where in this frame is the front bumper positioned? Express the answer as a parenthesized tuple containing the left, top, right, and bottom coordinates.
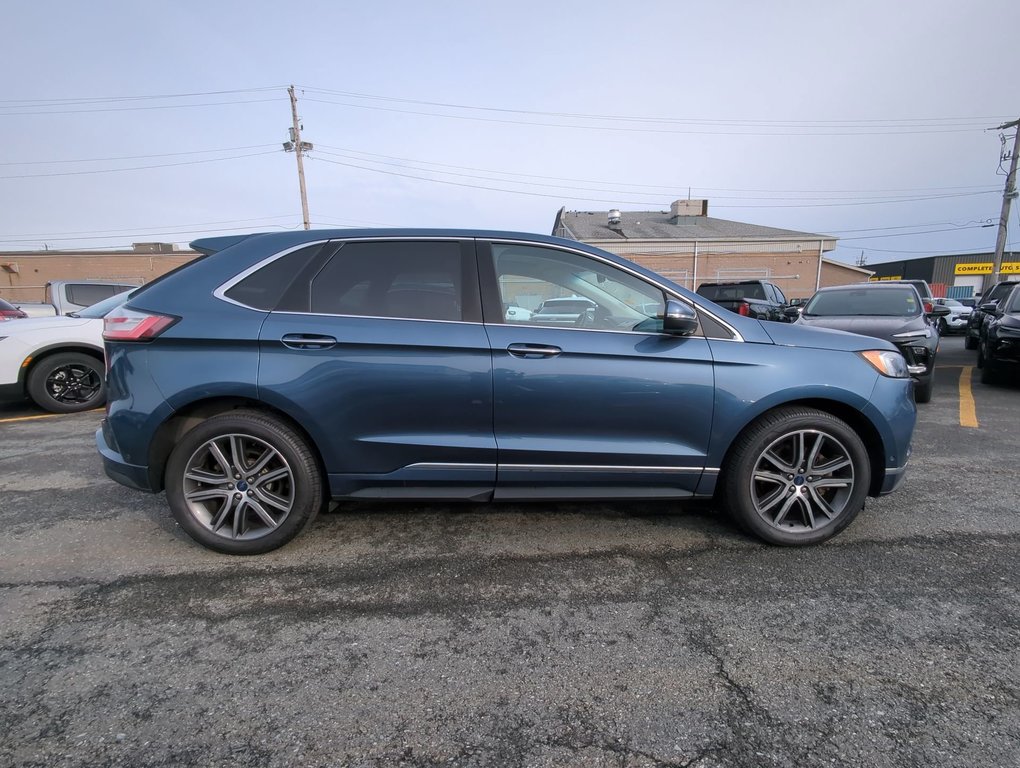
(878, 461, 909, 495)
(96, 420, 156, 492)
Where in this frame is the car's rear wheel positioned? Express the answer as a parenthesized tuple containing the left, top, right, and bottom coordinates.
(937, 318, 947, 335)
(979, 346, 1002, 385)
(165, 410, 324, 554)
(721, 407, 870, 546)
(26, 352, 106, 413)
(964, 332, 979, 350)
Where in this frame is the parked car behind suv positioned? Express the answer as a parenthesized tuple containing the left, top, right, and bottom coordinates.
(794, 283, 947, 403)
(0, 289, 134, 412)
(695, 279, 791, 322)
(965, 279, 1020, 350)
(0, 298, 28, 321)
(976, 282, 1020, 385)
(97, 230, 916, 554)
(932, 297, 972, 335)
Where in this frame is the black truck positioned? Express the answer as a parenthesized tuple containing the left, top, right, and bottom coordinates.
(695, 279, 792, 322)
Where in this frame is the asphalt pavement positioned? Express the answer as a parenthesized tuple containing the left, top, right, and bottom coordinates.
(1, 335, 1017, 767)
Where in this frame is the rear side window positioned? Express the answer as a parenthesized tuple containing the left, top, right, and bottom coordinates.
(65, 283, 129, 307)
(223, 243, 325, 310)
(309, 241, 470, 322)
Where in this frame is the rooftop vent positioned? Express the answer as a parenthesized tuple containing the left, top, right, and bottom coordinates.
(132, 242, 178, 253)
(608, 209, 622, 230)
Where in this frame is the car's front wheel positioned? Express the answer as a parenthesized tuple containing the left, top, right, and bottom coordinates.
(913, 373, 934, 404)
(964, 332, 979, 350)
(165, 410, 324, 554)
(26, 352, 106, 413)
(721, 407, 870, 546)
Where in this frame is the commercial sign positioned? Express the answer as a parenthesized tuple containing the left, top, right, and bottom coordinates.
(868, 275, 903, 281)
(954, 262, 1020, 275)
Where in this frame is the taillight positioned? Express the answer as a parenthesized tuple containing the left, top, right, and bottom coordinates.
(738, 302, 750, 316)
(103, 307, 177, 341)
(923, 301, 933, 314)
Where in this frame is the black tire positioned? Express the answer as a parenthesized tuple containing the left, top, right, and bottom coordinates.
(964, 332, 979, 350)
(720, 407, 870, 546)
(976, 343, 985, 369)
(164, 410, 325, 555)
(26, 352, 106, 413)
(913, 374, 934, 404)
(937, 318, 947, 335)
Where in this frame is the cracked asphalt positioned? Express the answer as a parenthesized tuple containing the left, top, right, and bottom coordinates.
(1, 336, 1018, 767)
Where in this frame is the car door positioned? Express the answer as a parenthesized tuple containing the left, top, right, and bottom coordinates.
(257, 238, 496, 499)
(478, 240, 716, 499)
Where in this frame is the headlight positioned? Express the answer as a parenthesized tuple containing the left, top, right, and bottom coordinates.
(892, 328, 931, 339)
(860, 349, 910, 378)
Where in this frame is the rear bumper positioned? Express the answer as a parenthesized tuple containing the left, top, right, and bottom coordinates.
(96, 421, 156, 492)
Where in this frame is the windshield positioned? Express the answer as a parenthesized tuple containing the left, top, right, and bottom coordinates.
(75, 288, 135, 319)
(804, 287, 920, 317)
(1008, 289, 1020, 313)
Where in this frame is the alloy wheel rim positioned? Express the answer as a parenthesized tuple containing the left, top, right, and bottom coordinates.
(46, 364, 101, 405)
(181, 433, 295, 540)
(750, 429, 855, 534)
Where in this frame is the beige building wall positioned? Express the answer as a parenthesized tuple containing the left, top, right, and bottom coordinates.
(585, 239, 867, 301)
(0, 249, 199, 303)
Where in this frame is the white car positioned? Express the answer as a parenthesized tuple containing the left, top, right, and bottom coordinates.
(933, 298, 972, 334)
(0, 290, 131, 413)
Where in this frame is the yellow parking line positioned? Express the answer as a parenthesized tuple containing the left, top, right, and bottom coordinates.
(0, 408, 103, 424)
(959, 366, 978, 429)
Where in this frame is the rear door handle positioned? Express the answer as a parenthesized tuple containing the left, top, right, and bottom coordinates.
(281, 333, 337, 350)
(506, 343, 562, 359)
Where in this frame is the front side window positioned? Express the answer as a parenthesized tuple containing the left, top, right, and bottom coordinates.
(65, 283, 129, 308)
(490, 244, 665, 332)
(310, 241, 465, 322)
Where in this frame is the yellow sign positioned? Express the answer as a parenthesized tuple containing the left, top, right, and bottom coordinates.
(954, 262, 1020, 275)
(869, 275, 903, 281)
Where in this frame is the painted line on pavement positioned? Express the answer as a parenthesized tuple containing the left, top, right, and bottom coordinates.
(0, 408, 103, 424)
(958, 366, 979, 429)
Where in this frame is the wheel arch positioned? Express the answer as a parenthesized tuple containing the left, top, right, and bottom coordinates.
(18, 343, 105, 389)
(145, 396, 326, 493)
(716, 397, 888, 498)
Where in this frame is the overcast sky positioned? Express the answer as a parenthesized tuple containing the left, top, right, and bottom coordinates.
(2, 0, 1017, 265)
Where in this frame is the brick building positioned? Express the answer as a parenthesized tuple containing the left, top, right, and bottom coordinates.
(552, 199, 870, 300)
(0, 243, 199, 304)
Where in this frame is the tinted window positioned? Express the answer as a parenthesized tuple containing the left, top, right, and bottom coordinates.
(0, 298, 18, 311)
(698, 283, 766, 301)
(76, 289, 134, 318)
(65, 283, 129, 307)
(224, 243, 324, 310)
(804, 288, 920, 317)
(773, 284, 787, 304)
(1008, 289, 1020, 313)
(490, 244, 666, 332)
(310, 241, 465, 322)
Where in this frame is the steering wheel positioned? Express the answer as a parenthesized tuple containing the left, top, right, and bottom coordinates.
(575, 307, 597, 327)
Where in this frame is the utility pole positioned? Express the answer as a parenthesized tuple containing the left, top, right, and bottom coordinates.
(283, 85, 313, 230)
(990, 118, 1019, 284)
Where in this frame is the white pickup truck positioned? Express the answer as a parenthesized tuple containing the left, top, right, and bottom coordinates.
(10, 280, 138, 317)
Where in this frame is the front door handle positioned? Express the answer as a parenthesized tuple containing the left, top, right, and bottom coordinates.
(281, 333, 337, 350)
(507, 343, 562, 359)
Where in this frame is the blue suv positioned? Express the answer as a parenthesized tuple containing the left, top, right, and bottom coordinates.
(97, 230, 916, 554)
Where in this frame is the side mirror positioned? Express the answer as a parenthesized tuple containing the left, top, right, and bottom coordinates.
(662, 299, 699, 336)
(783, 306, 802, 318)
(979, 302, 999, 313)
(928, 304, 951, 317)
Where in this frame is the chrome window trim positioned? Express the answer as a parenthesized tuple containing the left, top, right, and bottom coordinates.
(213, 240, 331, 310)
(486, 237, 744, 342)
(404, 463, 496, 470)
(212, 234, 743, 341)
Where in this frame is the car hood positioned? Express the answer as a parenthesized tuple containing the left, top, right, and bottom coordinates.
(790, 315, 926, 346)
(762, 318, 899, 352)
(0, 316, 95, 334)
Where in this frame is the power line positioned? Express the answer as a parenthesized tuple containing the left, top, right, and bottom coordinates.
(0, 215, 300, 240)
(299, 86, 1005, 129)
(0, 98, 282, 117)
(316, 143, 995, 195)
(0, 86, 285, 105)
(0, 150, 278, 179)
(0, 144, 278, 166)
(302, 96, 996, 136)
